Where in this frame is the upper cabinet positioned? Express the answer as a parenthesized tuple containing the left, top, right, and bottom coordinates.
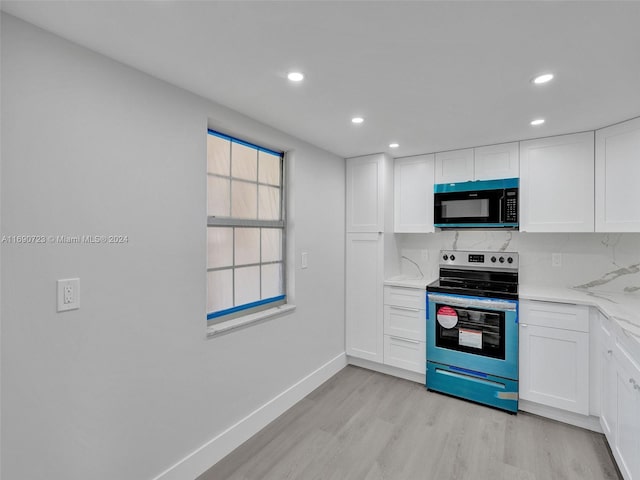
(435, 148, 474, 183)
(394, 154, 435, 233)
(346, 153, 393, 233)
(520, 132, 595, 232)
(596, 117, 640, 232)
(434, 142, 519, 184)
(474, 142, 519, 181)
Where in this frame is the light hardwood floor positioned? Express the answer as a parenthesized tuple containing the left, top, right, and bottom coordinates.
(198, 366, 621, 480)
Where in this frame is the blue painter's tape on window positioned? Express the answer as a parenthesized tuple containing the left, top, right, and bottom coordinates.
(207, 129, 283, 157)
(207, 295, 286, 320)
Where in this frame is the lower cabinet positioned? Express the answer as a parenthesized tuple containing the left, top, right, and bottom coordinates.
(382, 286, 426, 374)
(599, 314, 617, 440)
(611, 335, 640, 480)
(383, 335, 424, 372)
(519, 300, 590, 415)
(345, 233, 384, 362)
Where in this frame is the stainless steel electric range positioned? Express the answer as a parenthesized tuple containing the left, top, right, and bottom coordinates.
(426, 250, 519, 413)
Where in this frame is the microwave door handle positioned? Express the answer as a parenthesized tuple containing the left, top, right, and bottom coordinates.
(498, 193, 504, 222)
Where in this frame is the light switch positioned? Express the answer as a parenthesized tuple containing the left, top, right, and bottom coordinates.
(301, 251, 308, 269)
(57, 278, 80, 312)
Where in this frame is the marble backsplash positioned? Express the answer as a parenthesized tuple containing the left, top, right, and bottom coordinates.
(396, 231, 640, 293)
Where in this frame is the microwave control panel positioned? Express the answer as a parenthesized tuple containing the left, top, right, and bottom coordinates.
(505, 189, 518, 223)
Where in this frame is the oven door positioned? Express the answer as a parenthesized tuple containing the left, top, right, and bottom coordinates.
(427, 292, 518, 380)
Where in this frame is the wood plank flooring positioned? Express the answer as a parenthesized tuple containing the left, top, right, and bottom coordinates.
(198, 366, 621, 480)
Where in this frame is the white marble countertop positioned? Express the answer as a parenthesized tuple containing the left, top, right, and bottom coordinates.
(519, 285, 640, 344)
(384, 275, 430, 289)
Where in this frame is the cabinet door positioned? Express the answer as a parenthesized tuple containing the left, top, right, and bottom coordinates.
(519, 323, 589, 414)
(434, 148, 474, 184)
(614, 342, 640, 480)
(600, 317, 616, 442)
(394, 154, 435, 233)
(383, 305, 425, 342)
(596, 116, 640, 232)
(346, 233, 383, 362)
(346, 154, 384, 232)
(520, 132, 595, 232)
(474, 142, 519, 180)
(383, 335, 425, 373)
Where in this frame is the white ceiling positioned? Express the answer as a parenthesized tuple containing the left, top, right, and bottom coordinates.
(3, 1, 640, 159)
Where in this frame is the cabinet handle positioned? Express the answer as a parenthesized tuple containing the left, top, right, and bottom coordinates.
(390, 336, 420, 345)
(520, 324, 528, 327)
(391, 306, 420, 312)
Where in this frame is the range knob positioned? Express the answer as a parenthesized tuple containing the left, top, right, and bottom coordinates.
(443, 254, 448, 261)
(450, 254, 456, 261)
(491, 256, 497, 263)
(499, 256, 505, 263)
(507, 257, 514, 264)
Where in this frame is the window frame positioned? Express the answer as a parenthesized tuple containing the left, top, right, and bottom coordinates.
(206, 129, 287, 326)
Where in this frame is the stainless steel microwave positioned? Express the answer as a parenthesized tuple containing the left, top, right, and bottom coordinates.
(433, 178, 518, 228)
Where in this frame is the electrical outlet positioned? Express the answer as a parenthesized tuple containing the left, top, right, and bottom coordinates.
(57, 278, 80, 312)
(552, 253, 562, 268)
(64, 284, 73, 304)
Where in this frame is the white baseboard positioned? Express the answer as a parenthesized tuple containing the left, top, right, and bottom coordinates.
(152, 352, 347, 480)
(519, 399, 603, 433)
(347, 356, 426, 385)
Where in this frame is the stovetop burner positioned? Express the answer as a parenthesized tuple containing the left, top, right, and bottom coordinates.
(427, 250, 519, 300)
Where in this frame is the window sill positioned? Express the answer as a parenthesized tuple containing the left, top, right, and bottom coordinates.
(207, 304, 296, 338)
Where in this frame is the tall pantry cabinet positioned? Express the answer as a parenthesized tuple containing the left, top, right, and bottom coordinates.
(345, 153, 396, 362)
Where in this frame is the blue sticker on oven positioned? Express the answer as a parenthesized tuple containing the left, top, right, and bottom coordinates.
(437, 306, 458, 328)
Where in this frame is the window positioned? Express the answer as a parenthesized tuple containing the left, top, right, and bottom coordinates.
(206, 130, 286, 324)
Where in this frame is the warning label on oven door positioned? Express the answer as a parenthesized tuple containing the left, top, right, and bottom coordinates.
(436, 306, 458, 329)
(459, 328, 483, 349)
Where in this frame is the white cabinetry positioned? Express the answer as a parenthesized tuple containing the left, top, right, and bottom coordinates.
(599, 314, 616, 440)
(383, 286, 426, 373)
(519, 132, 595, 232)
(434, 142, 519, 184)
(613, 341, 640, 480)
(346, 154, 393, 363)
(435, 148, 474, 183)
(474, 142, 519, 180)
(346, 233, 384, 362)
(346, 154, 385, 233)
(394, 154, 435, 233)
(596, 116, 640, 232)
(519, 300, 590, 415)
(606, 327, 640, 480)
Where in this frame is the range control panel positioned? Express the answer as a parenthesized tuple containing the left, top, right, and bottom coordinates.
(440, 250, 519, 270)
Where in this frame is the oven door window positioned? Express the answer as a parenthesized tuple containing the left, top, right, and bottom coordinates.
(434, 303, 505, 359)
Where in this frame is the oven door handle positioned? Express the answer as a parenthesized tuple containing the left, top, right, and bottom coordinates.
(428, 293, 517, 311)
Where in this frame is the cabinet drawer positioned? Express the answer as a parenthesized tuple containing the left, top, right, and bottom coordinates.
(383, 305, 425, 341)
(383, 286, 425, 309)
(520, 300, 589, 332)
(383, 335, 425, 373)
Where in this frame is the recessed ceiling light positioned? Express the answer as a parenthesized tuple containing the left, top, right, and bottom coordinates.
(351, 117, 364, 124)
(287, 72, 304, 82)
(389, 143, 399, 148)
(530, 118, 545, 126)
(532, 73, 554, 84)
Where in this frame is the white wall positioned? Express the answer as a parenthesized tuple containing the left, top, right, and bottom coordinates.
(397, 230, 640, 292)
(1, 14, 345, 480)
